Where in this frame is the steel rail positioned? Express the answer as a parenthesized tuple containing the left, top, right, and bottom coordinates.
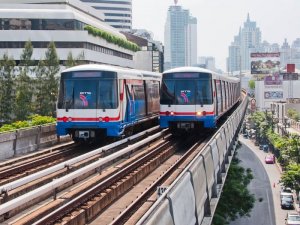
(0, 129, 165, 216)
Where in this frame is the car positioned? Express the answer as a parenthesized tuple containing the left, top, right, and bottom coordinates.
(281, 196, 294, 209)
(263, 144, 269, 152)
(281, 187, 293, 194)
(259, 144, 264, 150)
(285, 212, 300, 224)
(265, 154, 275, 164)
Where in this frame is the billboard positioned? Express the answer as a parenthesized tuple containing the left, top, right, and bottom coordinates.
(264, 74, 282, 85)
(251, 52, 280, 74)
(281, 73, 299, 80)
(264, 91, 283, 99)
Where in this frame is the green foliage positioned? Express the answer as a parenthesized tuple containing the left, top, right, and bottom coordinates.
(15, 40, 34, 120)
(34, 42, 60, 117)
(287, 108, 300, 121)
(280, 164, 300, 193)
(65, 51, 85, 68)
(30, 114, 55, 125)
(248, 80, 255, 90)
(212, 154, 255, 224)
(0, 115, 55, 133)
(0, 53, 16, 123)
(84, 25, 141, 52)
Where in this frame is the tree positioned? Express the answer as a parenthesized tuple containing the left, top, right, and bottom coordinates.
(65, 51, 85, 68)
(0, 53, 16, 123)
(34, 41, 60, 117)
(248, 80, 255, 90)
(15, 40, 34, 120)
(212, 154, 255, 225)
(280, 164, 300, 199)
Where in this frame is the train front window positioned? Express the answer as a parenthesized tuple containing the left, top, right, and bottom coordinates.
(98, 80, 118, 109)
(161, 79, 175, 104)
(160, 72, 212, 105)
(58, 72, 118, 109)
(175, 80, 196, 105)
(73, 80, 97, 109)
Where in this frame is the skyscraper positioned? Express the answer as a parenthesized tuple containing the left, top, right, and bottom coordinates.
(164, 4, 197, 70)
(80, 0, 132, 31)
(227, 14, 261, 72)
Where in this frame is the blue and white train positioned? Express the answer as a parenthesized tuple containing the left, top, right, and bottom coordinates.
(56, 64, 161, 142)
(160, 67, 240, 132)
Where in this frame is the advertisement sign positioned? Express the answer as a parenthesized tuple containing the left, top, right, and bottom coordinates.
(281, 73, 299, 80)
(251, 52, 280, 74)
(264, 75, 282, 85)
(264, 91, 283, 99)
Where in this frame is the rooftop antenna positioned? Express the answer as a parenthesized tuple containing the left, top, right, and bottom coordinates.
(174, 0, 178, 5)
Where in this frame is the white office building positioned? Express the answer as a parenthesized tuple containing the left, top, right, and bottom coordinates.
(80, 0, 132, 32)
(0, 0, 135, 69)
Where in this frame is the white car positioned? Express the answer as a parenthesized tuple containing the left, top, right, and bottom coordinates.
(285, 212, 300, 225)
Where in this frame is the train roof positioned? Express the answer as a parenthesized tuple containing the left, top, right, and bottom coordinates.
(163, 66, 239, 83)
(62, 64, 161, 80)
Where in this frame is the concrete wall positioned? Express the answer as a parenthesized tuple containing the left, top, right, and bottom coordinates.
(137, 95, 248, 225)
(0, 124, 70, 161)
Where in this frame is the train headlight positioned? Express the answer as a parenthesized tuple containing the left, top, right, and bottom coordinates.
(104, 117, 110, 122)
(170, 111, 174, 116)
(166, 111, 170, 116)
(68, 117, 72, 122)
(202, 111, 207, 116)
(62, 117, 68, 122)
(196, 111, 202, 116)
(99, 117, 103, 122)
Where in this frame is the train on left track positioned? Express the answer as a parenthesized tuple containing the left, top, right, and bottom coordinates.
(56, 64, 161, 142)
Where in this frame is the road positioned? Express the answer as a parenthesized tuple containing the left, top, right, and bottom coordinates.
(230, 135, 288, 225)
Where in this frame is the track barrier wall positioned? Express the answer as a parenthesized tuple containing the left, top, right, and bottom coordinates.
(0, 124, 70, 161)
(137, 95, 249, 225)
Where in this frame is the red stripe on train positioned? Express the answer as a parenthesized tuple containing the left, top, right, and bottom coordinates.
(159, 111, 214, 116)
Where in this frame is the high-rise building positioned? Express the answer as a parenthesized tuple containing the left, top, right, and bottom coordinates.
(240, 14, 261, 71)
(164, 4, 197, 70)
(80, 0, 132, 32)
(227, 34, 241, 73)
(197, 56, 216, 71)
(227, 14, 261, 72)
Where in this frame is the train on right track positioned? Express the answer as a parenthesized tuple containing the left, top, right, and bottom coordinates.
(159, 67, 240, 133)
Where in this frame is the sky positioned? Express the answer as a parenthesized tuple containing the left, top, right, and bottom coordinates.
(132, 0, 300, 71)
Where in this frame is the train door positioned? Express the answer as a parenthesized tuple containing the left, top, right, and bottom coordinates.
(213, 80, 217, 117)
(125, 81, 135, 122)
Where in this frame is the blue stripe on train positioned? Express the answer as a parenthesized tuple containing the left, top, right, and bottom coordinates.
(57, 121, 124, 137)
(160, 115, 216, 128)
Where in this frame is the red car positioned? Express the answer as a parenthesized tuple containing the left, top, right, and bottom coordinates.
(265, 154, 275, 164)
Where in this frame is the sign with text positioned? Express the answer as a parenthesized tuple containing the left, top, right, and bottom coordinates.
(264, 75, 282, 85)
(264, 91, 283, 99)
(251, 52, 280, 74)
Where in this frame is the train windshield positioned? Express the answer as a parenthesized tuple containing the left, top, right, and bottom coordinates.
(160, 72, 212, 105)
(57, 71, 118, 109)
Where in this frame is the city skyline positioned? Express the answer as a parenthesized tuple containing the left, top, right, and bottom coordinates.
(132, 0, 300, 71)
